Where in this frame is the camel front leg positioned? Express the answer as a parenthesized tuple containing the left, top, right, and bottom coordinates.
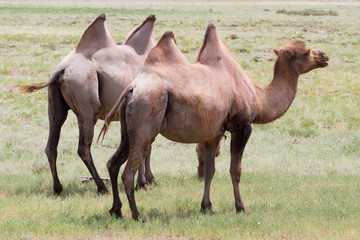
(197, 141, 221, 179)
(200, 139, 220, 212)
(230, 122, 252, 213)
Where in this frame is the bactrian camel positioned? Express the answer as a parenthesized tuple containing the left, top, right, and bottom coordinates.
(100, 24, 329, 219)
(19, 14, 157, 194)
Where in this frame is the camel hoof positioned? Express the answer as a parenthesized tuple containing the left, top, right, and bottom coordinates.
(53, 184, 63, 195)
(132, 213, 140, 221)
(146, 177, 156, 185)
(200, 207, 214, 214)
(236, 203, 245, 213)
(200, 203, 213, 214)
(135, 183, 149, 191)
(147, 179, 157, 188)
(109, 207, 122, 218)
(97, 187, 109, 195)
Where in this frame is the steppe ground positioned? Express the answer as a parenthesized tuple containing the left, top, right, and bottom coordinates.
(0, 0, 359, 239)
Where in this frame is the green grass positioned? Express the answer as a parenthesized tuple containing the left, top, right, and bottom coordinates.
(1, 1, 360, 239)
(276, 9, 338, 16)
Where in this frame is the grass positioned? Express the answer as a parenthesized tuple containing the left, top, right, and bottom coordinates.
(1, 1, 360, 239)
(276, 9, 338, 16)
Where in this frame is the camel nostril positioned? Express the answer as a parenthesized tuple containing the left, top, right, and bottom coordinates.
(319, 52, 329, 61)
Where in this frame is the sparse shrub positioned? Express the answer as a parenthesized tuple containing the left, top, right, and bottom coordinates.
(31, 160, 48, 175)
(276, 9, 338, 16)
(236, 48, 250, 53)
(342, 136, 360, 156)
(288, 128, 317, 138)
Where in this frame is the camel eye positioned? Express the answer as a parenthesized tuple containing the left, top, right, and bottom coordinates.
(304, 50, 310, 57)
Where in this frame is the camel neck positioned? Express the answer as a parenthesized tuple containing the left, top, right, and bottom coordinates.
(254, 58, 299, 124)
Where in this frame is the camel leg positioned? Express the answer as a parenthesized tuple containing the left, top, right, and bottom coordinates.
(122, 90, 167, 220)
(122, 143, 146, 220)
(107, 129, 129, 218)
(135, 156, 147, 191)
(200, 139, 220, 212)
(197, 141, 220, 179)
(77, 118, 108, 194)
(59, 70, 107, 194)
(230, 122, 252, 213)
(135, 145, 154, 191)
(144, 145, 155, 184)
(196, 143, 205, 179)
(45, 83, 69, 194)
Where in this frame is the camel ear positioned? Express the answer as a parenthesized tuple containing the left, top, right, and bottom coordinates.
(274, 48, 295, 58)
(76, 13, 115, 58)
(273, 48, 281, 56)
(124, 15, 156, 55)
(285, 49, 295, 58)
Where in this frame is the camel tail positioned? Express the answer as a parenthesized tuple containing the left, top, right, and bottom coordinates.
(18, 82, 50, 93)
(18, 67, 64, 93)
(97, 85, 133, 143)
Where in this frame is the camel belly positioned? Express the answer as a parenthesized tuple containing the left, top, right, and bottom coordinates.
(160, 107, 224, 143)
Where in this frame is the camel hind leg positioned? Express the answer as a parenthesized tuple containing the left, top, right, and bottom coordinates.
(77, 117, 108, 193)
(107, 100, 130, 218)
(122, 92, 168, 220)
(60, 72, 107, 194)
(45, 83, 69, 194)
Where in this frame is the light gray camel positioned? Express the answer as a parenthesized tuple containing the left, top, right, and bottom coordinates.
(20, 14, 156, 194)
(100, 24, 329, 220)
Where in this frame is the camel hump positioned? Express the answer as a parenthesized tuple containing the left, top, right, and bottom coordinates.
(124, 15, 156, 55)
(197, 24, 223, 65)
(145, 30, 185, 65)
(75, 13, 115, 58)
(157, 30, 176, 46)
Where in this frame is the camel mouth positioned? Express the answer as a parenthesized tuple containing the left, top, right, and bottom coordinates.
(320, 62, 328, 67)
(314, 56, 329, 68)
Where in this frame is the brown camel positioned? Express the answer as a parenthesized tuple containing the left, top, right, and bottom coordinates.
(19, 14, 156, 194)
(100, 24, 329, 219)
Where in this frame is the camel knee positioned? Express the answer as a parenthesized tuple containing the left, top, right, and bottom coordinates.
(121, 173, 134, 194)
(77, 146, 91, 161)
(205, 163, 215, 177)
(229, 168, 241, 181)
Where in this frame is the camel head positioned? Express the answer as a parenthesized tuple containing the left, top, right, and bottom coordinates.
(273, 41, 329, 75)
